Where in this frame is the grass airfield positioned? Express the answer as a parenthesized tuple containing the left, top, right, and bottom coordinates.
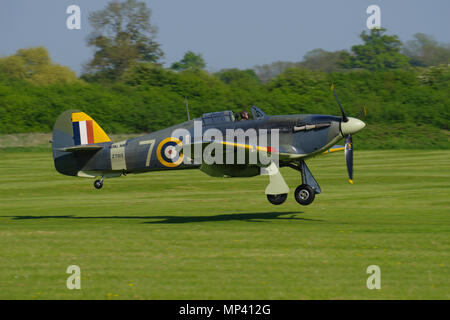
(0, 149, 448, 299)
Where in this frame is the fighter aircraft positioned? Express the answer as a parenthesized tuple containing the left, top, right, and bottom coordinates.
(51, 86, 366, 206)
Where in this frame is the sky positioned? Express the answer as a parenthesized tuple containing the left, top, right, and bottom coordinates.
(1, 0, 449, 74)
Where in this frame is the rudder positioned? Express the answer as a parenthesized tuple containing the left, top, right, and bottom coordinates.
(52, 110, 111, 176)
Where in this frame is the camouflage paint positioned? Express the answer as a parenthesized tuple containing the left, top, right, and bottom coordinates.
(52, 107, 355, 179)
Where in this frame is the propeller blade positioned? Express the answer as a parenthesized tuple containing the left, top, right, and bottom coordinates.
(355, 106, 367, 119)
(345, 134, 354, 184)
(331, 83, 348, 122)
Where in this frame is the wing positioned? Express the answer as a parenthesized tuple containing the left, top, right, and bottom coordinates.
(178, 140, 279, 163)
(179, 140, 290, 194)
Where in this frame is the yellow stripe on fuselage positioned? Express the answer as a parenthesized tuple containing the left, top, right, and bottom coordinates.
(221, 141, 254, 150)
(220, 141, 270, 152)
(323, 147, 345, 154)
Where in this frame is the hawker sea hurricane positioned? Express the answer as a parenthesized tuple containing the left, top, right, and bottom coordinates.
(51, 86, 366, 206)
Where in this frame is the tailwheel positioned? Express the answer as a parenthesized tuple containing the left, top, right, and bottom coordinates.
(94, 179, 103, 189)
(294, 184, 315, 206)
(267, 193, 288, 205)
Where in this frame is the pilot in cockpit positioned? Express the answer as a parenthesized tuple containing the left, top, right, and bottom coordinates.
(240, 110, 249, 121)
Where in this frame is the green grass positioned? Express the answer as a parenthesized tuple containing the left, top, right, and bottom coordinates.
(356, 124, 450, 150)
(0, 150, 449, 299)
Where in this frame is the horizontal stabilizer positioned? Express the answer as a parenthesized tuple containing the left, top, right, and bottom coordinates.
(56, 144, 104, 153)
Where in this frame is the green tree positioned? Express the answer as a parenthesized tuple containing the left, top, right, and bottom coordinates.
(402, 33, 450, 67)
(340, 28, 410, 71)
(170, 51, 206, 71)
(215, 68, 262, 109)
(216, 68, 260, 85)
(299, 48, 347, 73)
(417, 64, 450, 88)
(85, 0, 163, 80)
(121, 62, 177, 86)
(0, 47, 79, 85)
(253, 61, 300, 83)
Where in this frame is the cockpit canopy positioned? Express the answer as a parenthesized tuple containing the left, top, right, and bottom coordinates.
(250, 106, 266, 120)
(202, 111, 235, 125)
(201, 106, 266, 125)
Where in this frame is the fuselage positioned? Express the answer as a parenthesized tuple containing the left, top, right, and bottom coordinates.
(73, 112, 348, 177)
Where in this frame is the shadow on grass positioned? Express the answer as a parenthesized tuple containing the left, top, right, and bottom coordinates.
(5, 211, 323, 224)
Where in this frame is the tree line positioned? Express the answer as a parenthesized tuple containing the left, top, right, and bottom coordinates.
(0, 0, 448, 150)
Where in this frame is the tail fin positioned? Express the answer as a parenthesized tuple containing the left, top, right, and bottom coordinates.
(52, 110, 111, 176)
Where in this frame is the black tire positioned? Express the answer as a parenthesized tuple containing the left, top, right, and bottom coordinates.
(94, 180, 103, 189)
(267, 193, 288, 205)
(294, 184, 315, 205)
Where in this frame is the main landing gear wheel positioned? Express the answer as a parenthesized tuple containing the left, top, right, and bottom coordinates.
(94, 179, 103, 189)
(294, 184, 315, 206)
(267, 193, 288, 205)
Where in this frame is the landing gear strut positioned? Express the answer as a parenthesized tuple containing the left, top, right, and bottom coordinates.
(286, 160, 321, 206)
(264, 161, 290, 206)
(94, 177, 103, 189)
